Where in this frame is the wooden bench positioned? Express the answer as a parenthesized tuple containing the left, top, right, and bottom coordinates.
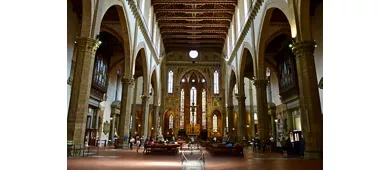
(206, 143, 244, 156)
(145, 144, 181, 154)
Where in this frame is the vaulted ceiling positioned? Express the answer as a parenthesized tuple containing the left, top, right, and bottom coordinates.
(152, 0, 237, 53)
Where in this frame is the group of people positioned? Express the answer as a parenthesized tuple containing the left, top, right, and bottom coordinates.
(281, 136, 305, 158)
(128, 136, 145, 152)
(250, 136, 306, 158)
(128, 136, 159, 153)
(251, 138, 272, 153)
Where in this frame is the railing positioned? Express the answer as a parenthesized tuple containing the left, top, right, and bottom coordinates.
(67, 144, 100, 158)
(181, 152, 188, 165)
(181, 151, 205, 170)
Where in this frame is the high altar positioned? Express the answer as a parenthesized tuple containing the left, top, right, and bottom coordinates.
(186, 124, 200, 135)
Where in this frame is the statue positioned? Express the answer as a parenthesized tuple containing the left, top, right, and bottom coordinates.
(158, 126, 163, 136)
(114, 128, 118, 137)
(157, 126, 164, 142)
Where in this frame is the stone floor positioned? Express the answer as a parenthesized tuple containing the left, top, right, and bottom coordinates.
(67, 146, 323, 170)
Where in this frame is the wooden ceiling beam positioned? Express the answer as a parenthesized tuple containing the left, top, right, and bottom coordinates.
(165, 44, 223, 48)
(162, 35, 226, 39)
(164, 39, 225, 43)
(159, 23, 229, 28)
(160, 29, 227, 34)
(157, 16, 232, 21)
(155, 9, 235, 14)
(166, 48, 223, 52)
(152, 0, 236, 6)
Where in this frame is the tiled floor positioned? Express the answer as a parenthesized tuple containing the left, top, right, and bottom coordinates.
(67, 146, 323, 170)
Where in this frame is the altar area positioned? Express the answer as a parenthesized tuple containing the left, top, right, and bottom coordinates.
(186, 124, 201, 136)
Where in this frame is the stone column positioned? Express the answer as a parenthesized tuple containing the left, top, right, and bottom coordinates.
(97, 104, 105, 140)
(249, 83, 255, 139)
(141, 95, 150, 138)
(292, 40, 323, 159)
(286, 109, 293, 133)
(221, 105, 227, 138)
(152, 105, 160, 139)
(130, 104, 138, 136)
(116, 78, 135, 149)
(67, 37, 100, 145)
(236, 96, 246, 143)
(159, 106, 164, 134)
(160, 88, 165, 133)
(269, 106, 276, 141)
(253, 79, 270, 141)
(227, 105, 234, 140)
(130, 78, 139, 137)
(109, 105, 119, 144)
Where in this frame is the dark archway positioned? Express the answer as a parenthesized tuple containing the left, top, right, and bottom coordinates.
(210, 109, 222, 141)
(163, 109, 175, 140)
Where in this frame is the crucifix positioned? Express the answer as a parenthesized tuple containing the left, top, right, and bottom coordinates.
(190, 88, 197, 125)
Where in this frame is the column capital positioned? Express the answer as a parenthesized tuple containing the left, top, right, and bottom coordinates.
(235, 96, 246, 102)
(252, 79, 267, 88)
(122, 77, 135, 86)
(76, 37, 101, 52)
(268, 102, 276, 110)
(141, 95, 150, 102)
(67, 77, 72, 85)
(153, 105, 159, 111)
(292, 40, 316, 58)
(227, 105, 234, 110)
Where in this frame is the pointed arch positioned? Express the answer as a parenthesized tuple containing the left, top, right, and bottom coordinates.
(211, 109, 222, 136)
(150, 68, 158, 104)
(96, 3, 132, 79)
(176, 68, 210, 85)
(257, 7, 292, 81)
(133, 47, 148, 95)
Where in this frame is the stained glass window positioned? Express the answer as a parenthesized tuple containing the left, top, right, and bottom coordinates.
(213, 115, 217, 132)
(190, 87, 197, 125)
(226, 116, 229, 128)
(168, 71, 173, 93)
(202, 89, 206, 129)
(180, 89, 184, 129)
(130, 116, 133, 130)
(190, 87, 197, 105)
(190, 108, 197, 125)
(254, 113, 258, 120)
(214, 71, 219, 94)
(169, 115, 173, 129)
(234, 84, 238, 94)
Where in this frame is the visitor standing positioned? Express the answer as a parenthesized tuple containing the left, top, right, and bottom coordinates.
(281, 138, 287, 157)
(252, 138, 256, 152)
(143, 138, 149, 154)
(300, 136, 305, 158)
(261, 140, 266, 152)
(129, 137, 135, 150)
(266, 139, 271, 152)
(136, 137, 141, 153)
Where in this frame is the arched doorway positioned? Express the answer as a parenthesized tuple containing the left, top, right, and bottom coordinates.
(210, 110, 222, 141)
(134, 108, 142, 136)
(233, 112, 238, 139)
(148, 110, 153, 138)
(246, 110, 251, 139)
(164, 109, 175, 140)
